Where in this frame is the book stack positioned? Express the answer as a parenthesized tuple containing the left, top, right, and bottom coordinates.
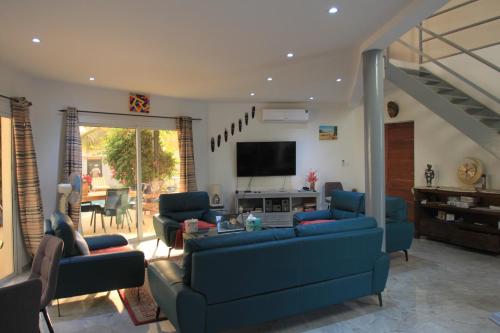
(447, 196, 478, 208)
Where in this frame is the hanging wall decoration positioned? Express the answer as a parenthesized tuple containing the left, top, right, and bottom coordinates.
(217, 134, 221, 147)
(252, 106, 256, 119)
(224, 128, 228, 142)
(387, 101, 399, 118)
(211, 137, 215, 152)
(129, 93, 150, 113)
(231, 123, 235, 135)
(238, 119, 242, 132)
(245, 112, 249, 125)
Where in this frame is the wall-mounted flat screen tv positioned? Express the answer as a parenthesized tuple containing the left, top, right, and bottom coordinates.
(237, 141, 296, 177)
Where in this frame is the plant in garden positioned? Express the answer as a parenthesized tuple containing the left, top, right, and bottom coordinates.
(104, 129, 177, 187)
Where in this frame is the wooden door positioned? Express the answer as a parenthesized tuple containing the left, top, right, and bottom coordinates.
(385, 121, 415, 221)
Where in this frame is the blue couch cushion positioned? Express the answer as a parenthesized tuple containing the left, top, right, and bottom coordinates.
(51, 211, 79, 257)
(159, 192, 210, 218)
(331, 191, 364, 212)
(385, 196, 407, 221)
(359, 195, 408, 223)
(295, 217, 377, 237)
(183, 228, 295, 285)
(165, 210, 207, 222)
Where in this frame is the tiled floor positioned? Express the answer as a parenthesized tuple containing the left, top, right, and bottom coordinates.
(37, 238, 500, 333)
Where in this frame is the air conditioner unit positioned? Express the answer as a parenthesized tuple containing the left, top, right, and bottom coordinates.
(261, 109, 309, 123)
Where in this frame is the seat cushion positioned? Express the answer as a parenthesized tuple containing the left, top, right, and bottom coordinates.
(183, 228, 295, 285)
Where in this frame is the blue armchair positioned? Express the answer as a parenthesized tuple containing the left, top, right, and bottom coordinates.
(54, 234, 145, 300)
(293, 190, 413, 260)
(294, 191, 364, 224)
(153, 191, 221, 256)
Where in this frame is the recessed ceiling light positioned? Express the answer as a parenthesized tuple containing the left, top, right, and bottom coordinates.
(89, 76, 96, 81)
(309, 97, 315, 100)
(287, 52, 294, 58)
(32, 37, 41, 44)
(328, 7, 339, 14)
(267, 77, 273, 81)
(250, 92, 255, 96)
(336, 77, 342, 82)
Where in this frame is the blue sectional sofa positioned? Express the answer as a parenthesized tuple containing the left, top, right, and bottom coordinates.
(148, 217, 389, 333)
(294, 190, 414, 260)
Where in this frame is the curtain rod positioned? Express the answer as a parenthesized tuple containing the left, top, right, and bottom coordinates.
(58, 109, 202, 121)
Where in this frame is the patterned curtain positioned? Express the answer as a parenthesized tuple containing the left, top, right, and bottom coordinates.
(11, 97, 44, 257)
(62, 107, 82, 229)
(176, 116, 197, 192)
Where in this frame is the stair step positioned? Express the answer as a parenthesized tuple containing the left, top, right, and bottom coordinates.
(465, 108, 500, 119)
(480, 119, 500, 130)
(402, 68, 433, 77)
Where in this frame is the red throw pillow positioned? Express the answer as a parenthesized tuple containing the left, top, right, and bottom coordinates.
(300, 219, 336, 226)
(90, 245, 132, 255)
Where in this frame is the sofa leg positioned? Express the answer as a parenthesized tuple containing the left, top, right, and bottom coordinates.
(156, 306, 161, 320)
(42, 308, 55, 333)
(57, 299, 61, 317)
(404, 250, 408, 262)
(377, 293, 383, 307)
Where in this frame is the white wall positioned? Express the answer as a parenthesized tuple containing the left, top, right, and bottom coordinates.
(207, 102, 365, 210)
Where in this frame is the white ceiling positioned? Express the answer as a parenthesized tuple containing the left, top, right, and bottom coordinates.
(0, 0, 446, 104)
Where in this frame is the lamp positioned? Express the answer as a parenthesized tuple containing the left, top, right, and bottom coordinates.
(208, 184, 223, 208)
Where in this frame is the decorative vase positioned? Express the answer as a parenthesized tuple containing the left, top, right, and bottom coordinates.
(310, 182, 316, 191)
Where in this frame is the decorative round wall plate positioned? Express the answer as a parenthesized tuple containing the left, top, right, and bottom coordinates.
(457, 158, 483, 185)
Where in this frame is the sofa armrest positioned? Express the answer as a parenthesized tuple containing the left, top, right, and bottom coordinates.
(84, 234, 128, 251)
(293, 210, 333, 225)
(56, 250, 145, 299)
(201, 210, 221, 224)
(153, 215, 181, 247)
(372, 253, 390, 294)
(148, 261, 206, 332)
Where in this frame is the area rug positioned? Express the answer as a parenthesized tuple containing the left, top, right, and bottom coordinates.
(118, 255, 184, 325)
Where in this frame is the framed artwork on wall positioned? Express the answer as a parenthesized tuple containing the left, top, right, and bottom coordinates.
(129, 93, 150, 113)
(319, 125, 338, 140)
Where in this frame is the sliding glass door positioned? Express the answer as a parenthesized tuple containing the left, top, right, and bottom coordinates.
(139, 129, 180, 238)
(79, 125, 179, 240)
(0, 117, 14, 280)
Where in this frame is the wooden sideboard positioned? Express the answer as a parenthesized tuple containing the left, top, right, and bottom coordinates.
(414, 187, 500, 253)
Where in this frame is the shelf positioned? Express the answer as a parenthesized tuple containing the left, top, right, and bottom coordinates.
(420, 202, 500, 217)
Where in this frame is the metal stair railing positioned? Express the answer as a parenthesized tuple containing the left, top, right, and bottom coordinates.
(389, 0, 500, 105)
(393, 38, 500, 104)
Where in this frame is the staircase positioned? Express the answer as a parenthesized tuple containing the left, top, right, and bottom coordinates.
(386, 62, 500, 158)
(386, 1, 500, 159)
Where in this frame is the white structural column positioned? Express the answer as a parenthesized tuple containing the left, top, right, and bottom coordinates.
(362, 49, 386, 251)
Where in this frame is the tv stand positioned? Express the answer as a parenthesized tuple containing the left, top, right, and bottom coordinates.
(235, 190, 320, 227)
